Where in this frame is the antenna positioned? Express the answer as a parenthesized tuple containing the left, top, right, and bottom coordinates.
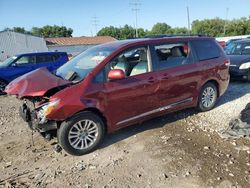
(91, 16, 99, 36)
(130, 1, 141, 38)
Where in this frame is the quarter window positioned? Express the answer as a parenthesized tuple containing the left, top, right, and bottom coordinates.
(192, 40, 220, 61)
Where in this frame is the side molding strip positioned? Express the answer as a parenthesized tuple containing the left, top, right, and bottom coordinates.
(116, 97, 193, 126)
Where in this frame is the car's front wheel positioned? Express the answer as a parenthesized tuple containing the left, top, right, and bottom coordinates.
(0, 79, 7, 95)
(197, 82, 218, 112)
(57, 111, 105, 156)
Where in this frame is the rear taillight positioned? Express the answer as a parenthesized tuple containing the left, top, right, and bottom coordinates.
(224, 59, 230, 66)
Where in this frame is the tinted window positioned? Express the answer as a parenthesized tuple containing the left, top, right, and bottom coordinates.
(192, 40, 220, 61)
(242, 44, 250, 54)
(154, 42, 192, 70)
(36, 55, 52, 63)
(51, 54, 60, 61)
(36, 54, 62, 63)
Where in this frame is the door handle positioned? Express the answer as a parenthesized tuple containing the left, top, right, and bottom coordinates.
(147, 77, 155, 83)
(162, 74, 170, 80)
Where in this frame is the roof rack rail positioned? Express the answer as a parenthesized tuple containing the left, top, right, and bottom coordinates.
(145, 34, 207, 38)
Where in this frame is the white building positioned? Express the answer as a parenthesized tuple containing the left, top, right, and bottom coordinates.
(0, 31, 48, 61)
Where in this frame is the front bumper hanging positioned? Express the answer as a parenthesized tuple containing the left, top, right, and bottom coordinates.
(19, 103, 57, 132)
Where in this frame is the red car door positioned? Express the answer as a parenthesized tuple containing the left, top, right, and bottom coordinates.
(152, 41, 199, 111)
(103, 46, 160, 129)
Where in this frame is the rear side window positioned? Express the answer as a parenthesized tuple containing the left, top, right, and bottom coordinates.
(51, 54, 60, 61)
(36, 54, 62, 63)
(36, 55, 52, 63)
(192, 40, 221, 61)
(153, 42, 192, 70)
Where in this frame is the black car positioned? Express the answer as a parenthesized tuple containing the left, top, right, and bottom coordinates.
(226, 39, 250, 81)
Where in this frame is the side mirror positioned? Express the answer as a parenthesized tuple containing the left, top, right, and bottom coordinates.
(108, 69, 125, 81)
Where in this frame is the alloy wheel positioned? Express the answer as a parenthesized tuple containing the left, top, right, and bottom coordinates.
(201, 86, 216, 108)
(68, 120, 99, 150)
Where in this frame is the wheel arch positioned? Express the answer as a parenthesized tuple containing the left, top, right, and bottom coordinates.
(0, 77, 9, 84)
(201, 79, 220, 97)
(57, 107, 108, 134)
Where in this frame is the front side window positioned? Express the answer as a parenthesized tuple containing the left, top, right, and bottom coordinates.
(55, 45, 115, 82)
(109, 46, 149, 77)
(154, 42, 191, 70)
(15, 56, 36, 65)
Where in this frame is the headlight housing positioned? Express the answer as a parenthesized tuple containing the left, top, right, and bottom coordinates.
(239, 62, 250, 70)
(37, 99, 60, 123)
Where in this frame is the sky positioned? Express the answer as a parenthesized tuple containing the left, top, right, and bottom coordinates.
(0, 0, 250, 37)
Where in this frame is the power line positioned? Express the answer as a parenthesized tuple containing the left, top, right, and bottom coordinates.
(186, 6, 191, 34)
(130, 1, 141, 38)
(91, 16, 99, 36)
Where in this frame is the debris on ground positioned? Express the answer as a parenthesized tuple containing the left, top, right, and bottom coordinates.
(221, 102, 250, 138)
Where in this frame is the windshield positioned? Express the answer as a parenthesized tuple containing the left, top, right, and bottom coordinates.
(225, 42, 250, 55)
(55, 45, 115, 82)
(0, 56, 17, 67)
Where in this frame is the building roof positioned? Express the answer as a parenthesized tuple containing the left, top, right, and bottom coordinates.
(0, 30, 45, 39)
(45, 36, 116, 46)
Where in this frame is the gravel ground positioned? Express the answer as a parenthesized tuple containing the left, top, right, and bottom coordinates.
(180, 81, 250, 133)
(0, 81, 250, 188)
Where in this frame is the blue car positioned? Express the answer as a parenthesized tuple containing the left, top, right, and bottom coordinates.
(0, 52, 68, 93)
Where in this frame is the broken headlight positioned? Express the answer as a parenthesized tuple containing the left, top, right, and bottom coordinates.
(37, 99, 60, 124)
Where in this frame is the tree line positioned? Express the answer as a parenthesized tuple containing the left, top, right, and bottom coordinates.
(98, 16, 250, 39)
(4, 25, 73, 38)
(4, 16, 250, 39)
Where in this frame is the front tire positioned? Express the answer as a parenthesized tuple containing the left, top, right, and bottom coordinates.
(197, 82, 218, 112)
(0, 79, 7, 95)
(57, 111, 105, 156)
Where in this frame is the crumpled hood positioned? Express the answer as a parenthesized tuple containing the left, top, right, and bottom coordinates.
(5, 68, 71, 98)
(227, 55, 250, 66)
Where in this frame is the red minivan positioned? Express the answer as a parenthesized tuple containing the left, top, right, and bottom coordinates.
(5, 36, 230, 155)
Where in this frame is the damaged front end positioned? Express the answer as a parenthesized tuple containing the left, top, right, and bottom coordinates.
(19, 97, 59, 133)
(4, 68, 72, 135)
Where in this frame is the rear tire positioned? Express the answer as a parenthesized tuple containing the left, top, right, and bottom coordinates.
(197, 82, 218, 112)
(57, 111, 105, 156)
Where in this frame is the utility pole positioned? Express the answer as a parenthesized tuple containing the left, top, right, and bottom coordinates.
(186, 6, 191, 34)
(91, 16, 99, 36)
(130, 1, 141, 38)
(223, 8, 229, 36)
